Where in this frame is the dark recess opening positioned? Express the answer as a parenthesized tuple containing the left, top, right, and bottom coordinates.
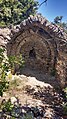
(29, 48, 36, 58)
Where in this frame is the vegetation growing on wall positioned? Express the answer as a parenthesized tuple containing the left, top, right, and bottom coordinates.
(0, 47, 24, 96)
(54, 16, 67, 33)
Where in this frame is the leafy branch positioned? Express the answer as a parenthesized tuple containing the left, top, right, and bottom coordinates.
(0, 47, 24, 96)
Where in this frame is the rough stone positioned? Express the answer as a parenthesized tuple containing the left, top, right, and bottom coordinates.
(0, 14, 67, 87)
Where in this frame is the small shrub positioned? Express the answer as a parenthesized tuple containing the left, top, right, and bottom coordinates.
(63, 102, 67, 115)
(0, 81, 9, 96)
(10, 79, 20, 88)
(1, 99, 14, 113)
(8, 55, 25, 74)
(7, 72, 12, 80)
(0, 47, 24, 96)
(0, 48, 9, 96)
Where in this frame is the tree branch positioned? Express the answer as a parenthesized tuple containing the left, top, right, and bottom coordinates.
(39, 0, 47, 7)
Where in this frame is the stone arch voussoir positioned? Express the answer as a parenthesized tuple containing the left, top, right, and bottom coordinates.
(6, 14, 67, 87)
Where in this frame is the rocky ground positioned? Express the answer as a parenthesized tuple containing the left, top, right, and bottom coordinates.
(0, 68, 66, 119)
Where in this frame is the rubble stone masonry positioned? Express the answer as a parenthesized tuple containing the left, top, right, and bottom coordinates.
(0, 14, 67, 87)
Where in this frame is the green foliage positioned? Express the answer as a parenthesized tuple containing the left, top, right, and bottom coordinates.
(0, 98, 33, 119)
(0, 99, 14, 112)
(0, 0, 38, 26)
(10, 78, 20, 88)
(54, 16, 67, 33)
(63, 87, 67, 97)
(0, 48, 9, 96)
(54, 16, 63, 24)
(63, 102, 67, 115)
(0, 47, 24, 96)
(8, 54, 25, 70)
(23, 113, 33, 119)
(0, 81, 9, 96)
(59, 22, 67, 33)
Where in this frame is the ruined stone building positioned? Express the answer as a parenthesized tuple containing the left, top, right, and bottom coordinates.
(0, 14, 67, 87)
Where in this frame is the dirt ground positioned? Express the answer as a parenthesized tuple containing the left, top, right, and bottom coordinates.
(0, 67, 65, 118)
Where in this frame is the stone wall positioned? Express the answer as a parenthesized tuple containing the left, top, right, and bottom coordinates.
(0, 14, 67, 87)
